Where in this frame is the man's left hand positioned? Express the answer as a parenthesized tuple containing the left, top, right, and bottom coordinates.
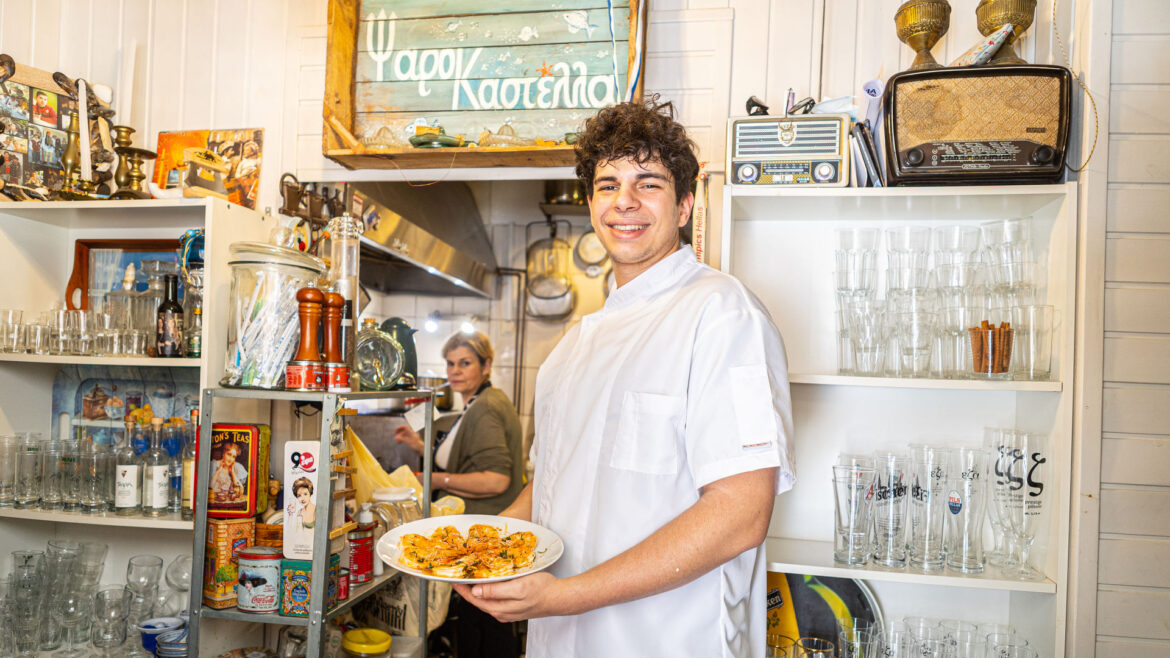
(452, 572, 569, 622)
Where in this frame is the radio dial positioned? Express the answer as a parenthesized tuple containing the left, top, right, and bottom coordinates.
(813, 162, 836, 182)
(1031, 145, 1055, 165)
(905, 148, 925, 167)
(737, 163, 759, 183)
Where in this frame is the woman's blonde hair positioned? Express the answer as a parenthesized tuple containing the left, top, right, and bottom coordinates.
(442, 331, 494, 366)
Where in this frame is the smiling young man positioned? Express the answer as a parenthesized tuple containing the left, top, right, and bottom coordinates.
(454, 98, 795, 657)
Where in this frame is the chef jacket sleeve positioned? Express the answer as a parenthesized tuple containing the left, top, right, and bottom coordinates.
(457, 407, 513, 478)
(684, 305, 796, 494)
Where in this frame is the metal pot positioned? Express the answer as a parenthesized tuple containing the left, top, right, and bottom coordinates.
(544, 180, 585, 205)
(417, 376, 454, 411)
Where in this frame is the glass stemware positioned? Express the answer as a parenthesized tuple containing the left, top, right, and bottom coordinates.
(1006, 432, 1048, 580)
(91, 585, 133, 658)
(51, 588, 92, 657)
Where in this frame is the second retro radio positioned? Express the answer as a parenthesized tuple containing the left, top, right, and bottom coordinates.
(726, 114, 851, 187)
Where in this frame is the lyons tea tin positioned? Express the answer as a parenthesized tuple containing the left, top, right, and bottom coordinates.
(208, 423, 271, 519)
(236, 546, 282, 613)
(279, 553, 340, 617)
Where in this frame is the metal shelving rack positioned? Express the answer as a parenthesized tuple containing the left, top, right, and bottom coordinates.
(188, 387, 435, 657)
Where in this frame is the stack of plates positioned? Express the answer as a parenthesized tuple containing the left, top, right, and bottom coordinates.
(155, 627, 189, 657)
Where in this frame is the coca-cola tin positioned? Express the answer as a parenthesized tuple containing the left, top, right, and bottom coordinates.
(236, 546, 282, 613)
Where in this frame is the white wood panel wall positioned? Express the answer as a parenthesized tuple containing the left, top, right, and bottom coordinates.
(0, 0, 291, 213)
(1096, 2, 1170, 654)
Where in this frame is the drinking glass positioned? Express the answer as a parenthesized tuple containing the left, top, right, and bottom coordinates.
(0, 435, 18, 506)
(901, 616, 941, 643)
(987, 634, 1029, 656)
(895, 311, 936, 377)
(995, 647, 1039, 658)
(1010, 305, 1055, 380)
(953, 639, 987, 658)
(24, 322, 50, 354)
(908, 446, 949, 572)
(832, 464, 876, 565)
(92, 585, 133, 657)
(886, 226, 930, 253)
(796, 637, 834, 657)
(70, 310, 92, 355)
(61, 440, 81, 510)
(14, 442, 41, 508)
(1007, 432, 1049, 581)
(52, 589, 92, 657)
(918, 638, 957, 657)
(0, 308, 23, 352)
(838, 628, 877, 657)
(981, 218, 1032, 266)
(836, 228, 880, 292)
(836, 310, 854, 375)
(978, 623, 1017, 641)
(39, 442, 65, 509)
(126, 554, 165, 593)
(945, 447, 989, 573)
(872, 453, 910, 568)
(938, 619, 978, 645)
(124, 330, 149, 356)
(878, 629, 916, 658)
(767, 634, 797, 657)
(847, 299, 887, 376)
(77, 541, 110, 592)
(79, 444, 111, 513)
(969, 310, 1014, 379)
(933, 226, 980, 261)
(48, 309, 73, 355)
(939, 306, 976, 379)
(985, 429, 1016, 568)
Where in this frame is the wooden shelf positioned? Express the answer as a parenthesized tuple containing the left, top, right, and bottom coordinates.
(197, 569, 398, 626)
(765, 537, 1056, 594)
(728, 182, 1073, 222)
(0, 506, 193, 530)
(0, 197, 210, 228)
(789, 373, 1062, 392)
(325, 145, 576, 170)
(0, 353, 201, 367)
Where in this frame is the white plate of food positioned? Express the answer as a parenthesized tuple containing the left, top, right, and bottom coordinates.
(377, 514, 564, 584)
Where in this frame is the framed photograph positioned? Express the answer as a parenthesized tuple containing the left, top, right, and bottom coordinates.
(65, 239, 181, 311)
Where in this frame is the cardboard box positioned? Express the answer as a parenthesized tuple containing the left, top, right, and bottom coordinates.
(208, 423, 270, 518)
(283, 440, 321, 559)
(202, 518, 255, 608)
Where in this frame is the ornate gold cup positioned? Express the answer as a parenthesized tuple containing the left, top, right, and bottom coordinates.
(896, 0, 951, 71)
(976, 0, 1037, 65)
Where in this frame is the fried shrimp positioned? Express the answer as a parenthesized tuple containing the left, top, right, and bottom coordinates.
(398, 524, 540, 579)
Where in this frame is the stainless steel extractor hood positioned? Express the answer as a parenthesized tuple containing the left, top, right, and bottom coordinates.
(351, 182, 496, 298)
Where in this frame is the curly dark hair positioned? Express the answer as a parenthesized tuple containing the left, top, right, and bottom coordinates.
(574, 96, 700, 204)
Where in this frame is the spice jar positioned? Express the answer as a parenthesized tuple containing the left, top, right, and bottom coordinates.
(341, 628, 393, 658)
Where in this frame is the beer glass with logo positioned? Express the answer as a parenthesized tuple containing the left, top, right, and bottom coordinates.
(872, 453, 911, 568)
(945, 447, 989, 573)
(832, 464, 876, 565)
(908, 445, 949, 572)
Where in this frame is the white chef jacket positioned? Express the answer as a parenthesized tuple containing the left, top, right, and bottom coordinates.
(528, 245, 795, 658)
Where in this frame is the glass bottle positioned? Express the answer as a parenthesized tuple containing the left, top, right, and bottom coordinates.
(184, 266, 204, 358)
(114, 420, 142, 516)
(105, 262, 139, 333)
(355, 318, 405, 391)
(186, 305, 203, 358)
(168, 434, 183, 514)
(131, 419, 148, 455)
(142, 417, 170, 517)
(156, 273, 184, 357)
(181, 409, 198, 521)
(136, 260, 175, 335)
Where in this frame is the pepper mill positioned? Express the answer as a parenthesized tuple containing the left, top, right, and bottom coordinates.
(323, 289, 350, 392)
(286, 286, 325, 391)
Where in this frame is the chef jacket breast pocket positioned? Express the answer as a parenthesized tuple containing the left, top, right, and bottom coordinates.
(609, 391, 685, 475)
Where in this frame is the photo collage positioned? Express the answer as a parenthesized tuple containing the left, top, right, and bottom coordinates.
(0, 80, 72, 192)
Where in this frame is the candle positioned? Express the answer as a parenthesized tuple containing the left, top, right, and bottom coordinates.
(78, 79, 92, 181)
(118, 41, 137, 127)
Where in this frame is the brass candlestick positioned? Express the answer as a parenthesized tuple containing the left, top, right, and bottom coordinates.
(976, 0, 1036, 65)
(112, 125, 136, 195)
(113, 146, 156, 200)
(895, 0, 951, 71)
(56, 111, 101, 200)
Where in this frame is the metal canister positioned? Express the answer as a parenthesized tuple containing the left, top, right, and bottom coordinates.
(286, 360, 325, 391)
(338, 567, 350, 601)
(236, 546, 282, 613)
(347, 523, 376, 585)
(326, 362, 350, 392)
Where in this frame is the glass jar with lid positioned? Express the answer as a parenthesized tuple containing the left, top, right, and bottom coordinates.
(355, 319, 405, 391)
(341, 628, 393, 658)
(220, 242, 325, 389)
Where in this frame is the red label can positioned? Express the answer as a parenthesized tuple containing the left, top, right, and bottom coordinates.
(326, 362, 350, 393)
(338, 567, 350, 601)
(286, 361, 321, 391)
(348, 523, 376, 584)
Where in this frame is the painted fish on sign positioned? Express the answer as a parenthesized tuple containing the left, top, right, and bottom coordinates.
(352, 0, 643, 145)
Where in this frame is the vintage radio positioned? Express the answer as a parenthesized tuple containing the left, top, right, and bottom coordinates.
(883, 65, 1072, 185)
(726, 114, 851, 187)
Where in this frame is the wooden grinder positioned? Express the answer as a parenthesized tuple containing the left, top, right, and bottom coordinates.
(286, 286, 325, 391)
(323, 290, 350, 392)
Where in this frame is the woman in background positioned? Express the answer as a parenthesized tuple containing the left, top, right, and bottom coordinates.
(394, 331, 524, 658)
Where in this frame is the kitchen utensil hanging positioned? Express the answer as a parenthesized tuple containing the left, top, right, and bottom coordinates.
(526, 219, 577, 321)
(574, 228, 609, 278)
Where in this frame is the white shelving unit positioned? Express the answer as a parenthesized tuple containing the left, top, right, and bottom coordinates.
(0, 198, 277, 656)
(722, 183, 1077, 656)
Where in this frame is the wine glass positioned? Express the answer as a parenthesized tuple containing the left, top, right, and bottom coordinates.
(1006, 431, 1048, 580)
(51, 588, 92, 656)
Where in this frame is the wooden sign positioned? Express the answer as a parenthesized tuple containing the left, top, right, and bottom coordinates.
(324, 0, 646, 170)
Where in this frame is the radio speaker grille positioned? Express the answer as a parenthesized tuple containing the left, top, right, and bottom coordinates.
(734, 121, 841, 158)
(894, 75, 1061, 147)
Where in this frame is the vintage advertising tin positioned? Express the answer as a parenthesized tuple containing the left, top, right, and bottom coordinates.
(208, 423, 270, 519)
(338, 567, 350, 601)
(279, 553, 340, 617)
(283, 440, 321, 559)
(236, 546, 282, 613)
(286, 360, 326, 391)
(325, 362, 350, 393)
(203, 518, 255, 609)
